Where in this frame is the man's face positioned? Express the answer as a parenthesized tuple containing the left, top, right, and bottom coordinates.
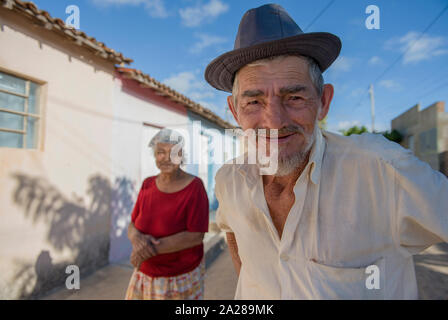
(228, 56, 332, 170)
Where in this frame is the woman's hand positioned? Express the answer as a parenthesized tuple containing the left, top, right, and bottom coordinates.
(133, 232, 159, 257)
(130, 249, 147, 269)
(128, 222, 160, 268)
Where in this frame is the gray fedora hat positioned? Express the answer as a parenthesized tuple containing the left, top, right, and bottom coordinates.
(204, 3, 341, 93)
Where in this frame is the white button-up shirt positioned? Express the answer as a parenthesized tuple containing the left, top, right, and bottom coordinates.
(214, 128, 448, 299)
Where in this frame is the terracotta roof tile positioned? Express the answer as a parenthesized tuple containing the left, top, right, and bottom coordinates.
(1, 0, 133, 65)
(1, 1, 232, 129)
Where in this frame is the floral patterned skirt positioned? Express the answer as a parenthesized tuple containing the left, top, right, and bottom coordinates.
(125, 259, 205, 300)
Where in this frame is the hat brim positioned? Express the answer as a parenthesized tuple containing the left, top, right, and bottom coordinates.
(205, 32, 341, 93)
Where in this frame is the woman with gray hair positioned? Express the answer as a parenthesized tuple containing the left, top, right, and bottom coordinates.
(125, 128, 209, 300)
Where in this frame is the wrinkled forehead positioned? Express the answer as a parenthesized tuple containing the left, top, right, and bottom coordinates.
(241, 55, 308, 73)
(237, 56, 311, 88)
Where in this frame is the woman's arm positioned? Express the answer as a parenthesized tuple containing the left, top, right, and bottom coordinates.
(155, 231, 205, 254)
(128, 222, 158, 268)
(150, 178, 208, 255)
(128, 221, 158, 252)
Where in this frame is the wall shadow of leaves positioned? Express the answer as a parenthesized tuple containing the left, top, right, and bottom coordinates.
(9, 172, 136, 299)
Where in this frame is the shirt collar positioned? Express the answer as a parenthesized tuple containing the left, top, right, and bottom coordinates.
(237, 128, 326, 185)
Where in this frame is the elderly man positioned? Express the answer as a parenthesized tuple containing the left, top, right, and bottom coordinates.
(204, 4, 448, 299)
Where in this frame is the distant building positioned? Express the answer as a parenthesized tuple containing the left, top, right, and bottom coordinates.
(391, 101, 448, 176)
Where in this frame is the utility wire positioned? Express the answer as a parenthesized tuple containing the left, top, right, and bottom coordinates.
(375, 78, 448, 120)
(351, 3, 448, 112)
(417, 80, 448, 101)
(304, 0, 336, 32)
(373, 3, 448, 84)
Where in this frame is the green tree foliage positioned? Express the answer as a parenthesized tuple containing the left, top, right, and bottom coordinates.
(382, 129, 403, 143)
(340, 125, 368, 136)
(318, 116, 327, 130)
(339, 125, 403, 145)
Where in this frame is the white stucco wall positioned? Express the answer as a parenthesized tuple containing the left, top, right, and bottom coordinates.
(109, 77, 189, 263)
(186, 111, 241, 221)
(0, 7, 231, 298)
(0, 10, 117, 299)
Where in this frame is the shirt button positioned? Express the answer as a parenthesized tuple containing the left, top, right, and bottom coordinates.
(280, 253, 289, 261)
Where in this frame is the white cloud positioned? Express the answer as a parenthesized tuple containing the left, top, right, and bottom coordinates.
(162, 70, 232, 119)
(368, 56, 383, 65)
(91, 0, 168, 18)
(189, 33, 227, 54)
(379, 79, 402, 91)
(385, 31, 448, 64)
(163, 71, 215, 101)
(331, 56, 353, 72)
(327, 56, 356, 80)
(164, 71, 199, 93)
(179, 0, 228, 27)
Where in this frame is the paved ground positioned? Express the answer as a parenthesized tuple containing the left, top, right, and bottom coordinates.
(42, 262, 134, 300)
(414, 242, 448, 300)
(204, 247, 238, 300)
(41, 240, 447, 300)
(41, 233, 237, 300)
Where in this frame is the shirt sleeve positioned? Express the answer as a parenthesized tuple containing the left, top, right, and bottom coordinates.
(393, 149, 448, 255)
(131, 180, 146, 223)
(186, 178, 209, 232)
(214, 168, 233, 233)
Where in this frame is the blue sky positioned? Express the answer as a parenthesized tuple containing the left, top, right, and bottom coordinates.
(32, 0, 448, 133)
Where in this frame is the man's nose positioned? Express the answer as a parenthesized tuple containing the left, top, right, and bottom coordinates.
(262, 97, 289, 129)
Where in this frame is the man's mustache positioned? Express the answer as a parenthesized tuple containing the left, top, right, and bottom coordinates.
(254, 125, 305, 137)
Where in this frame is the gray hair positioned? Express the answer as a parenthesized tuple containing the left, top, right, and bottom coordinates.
(232, 55, 324, 108)
(148, 128, 187, 165)
(148, 128, 185, 149)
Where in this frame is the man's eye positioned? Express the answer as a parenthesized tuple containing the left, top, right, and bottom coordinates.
(248, 100, 259, 105)
(289, 95, 303, 101)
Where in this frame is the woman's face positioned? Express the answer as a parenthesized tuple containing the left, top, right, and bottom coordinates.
(154, 143, 182, 174)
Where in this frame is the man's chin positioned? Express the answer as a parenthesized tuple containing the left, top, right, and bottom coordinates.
(272, 145, 306, 160)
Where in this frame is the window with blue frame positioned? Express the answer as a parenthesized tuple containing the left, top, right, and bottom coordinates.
(0, 71, 41, 149)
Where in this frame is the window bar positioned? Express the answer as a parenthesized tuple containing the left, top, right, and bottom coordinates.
(0, 107, 40, 118)
(0, 128, 26, 134)
(0, 88, 28, 99)
(23, 81, 30, 148)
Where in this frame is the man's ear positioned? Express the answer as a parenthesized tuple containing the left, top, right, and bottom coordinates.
(227, 95, 240, 124)
(318, 84, 334, 121)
